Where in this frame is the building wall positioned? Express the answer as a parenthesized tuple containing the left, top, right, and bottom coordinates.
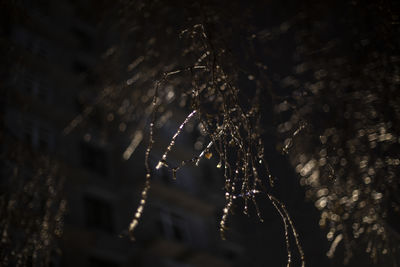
(3, 1, 237, 267)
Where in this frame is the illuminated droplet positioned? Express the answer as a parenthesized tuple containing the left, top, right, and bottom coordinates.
(205, 152, 212, 159)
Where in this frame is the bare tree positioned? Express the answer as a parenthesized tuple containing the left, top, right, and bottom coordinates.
(2, 0, 399, 266)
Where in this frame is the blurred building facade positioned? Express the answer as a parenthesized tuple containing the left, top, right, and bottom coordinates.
(1, 1, 241, 267)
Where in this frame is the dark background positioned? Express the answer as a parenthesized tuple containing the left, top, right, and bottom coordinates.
(1, 0, 399, 266)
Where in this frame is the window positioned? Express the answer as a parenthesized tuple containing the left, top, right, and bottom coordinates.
(159, 209, 190, 243)
(81, 142, 109, 176)
(84, 195, 113, 232)
(26, 38, 48, 58)
(22, 118, 54, 151)
(72, 60, 89, 74)
(19, 72, 52, 103)
(89, 257, 119, 267)
(13, 28, 49, 58)
(71, 26, 93, 51)
(21, 73, 36, 94)
(158, 167, 172, 185)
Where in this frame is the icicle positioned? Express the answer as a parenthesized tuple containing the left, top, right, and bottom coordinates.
(268, 194, 305, 267)
(129, 175, 151, 240)
(219, 197, 233, 240)
(156, 110, 197, 169)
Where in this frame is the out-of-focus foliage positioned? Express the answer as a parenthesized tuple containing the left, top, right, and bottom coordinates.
(0, 143, 65, 266)
(278, 1, 400, 264)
